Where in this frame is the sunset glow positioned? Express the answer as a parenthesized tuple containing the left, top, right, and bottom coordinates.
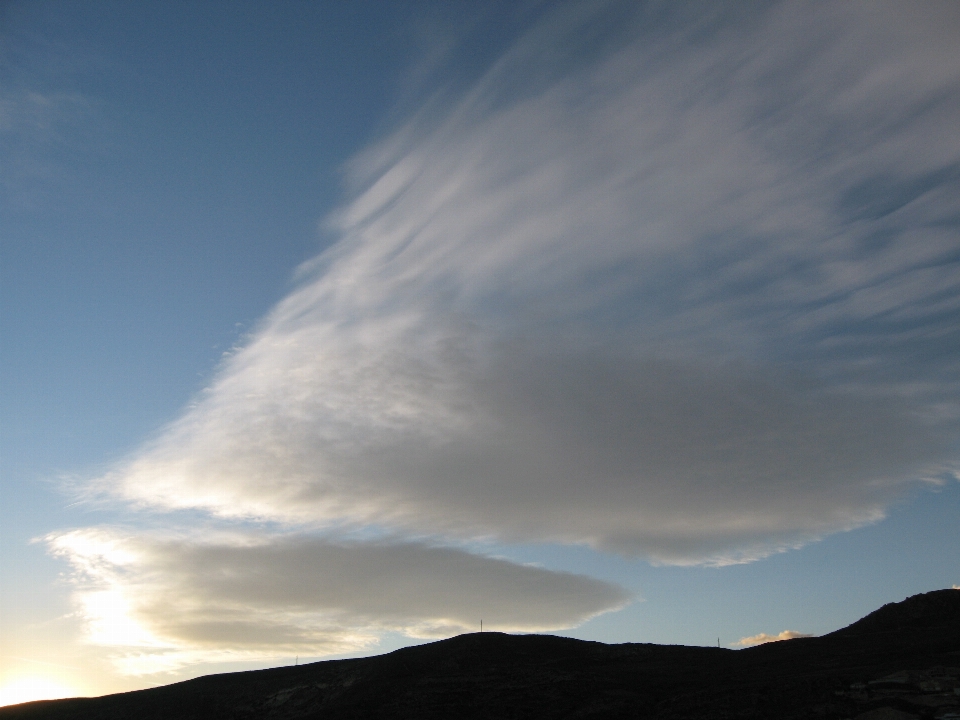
(0, 676, 81, 708)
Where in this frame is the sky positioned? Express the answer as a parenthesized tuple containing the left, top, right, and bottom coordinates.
(1, 0, 959, 705)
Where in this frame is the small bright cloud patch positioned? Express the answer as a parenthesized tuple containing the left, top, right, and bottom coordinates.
(735, 630, 813, 647)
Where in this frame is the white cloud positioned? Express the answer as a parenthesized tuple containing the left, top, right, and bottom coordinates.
(102, 348, 946, 565)
(85, 0, 960, 566)
(47, 529, 628, 674)
(735, 630, 813, 647)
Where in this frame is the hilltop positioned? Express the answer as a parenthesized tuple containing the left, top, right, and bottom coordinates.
(3, 589, 958, 719)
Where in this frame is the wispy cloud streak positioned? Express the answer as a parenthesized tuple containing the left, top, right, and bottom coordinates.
(94, 0, 960, 564)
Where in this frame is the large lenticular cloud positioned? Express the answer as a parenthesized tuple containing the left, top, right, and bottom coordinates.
(100, 0, 959, 565)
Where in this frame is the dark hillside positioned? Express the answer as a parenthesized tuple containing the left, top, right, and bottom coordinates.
(830, 589, 960, 636)
(3, 589, 958, 720)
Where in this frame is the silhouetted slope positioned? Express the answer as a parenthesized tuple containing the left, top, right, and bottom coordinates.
(829, 588, 960, 636)
(4, 589, 958, 719)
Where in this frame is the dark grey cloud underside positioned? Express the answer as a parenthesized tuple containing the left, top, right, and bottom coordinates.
(162, 539, 628, 623)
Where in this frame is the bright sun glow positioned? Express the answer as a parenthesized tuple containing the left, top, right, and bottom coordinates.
(0, 676, 80, 707)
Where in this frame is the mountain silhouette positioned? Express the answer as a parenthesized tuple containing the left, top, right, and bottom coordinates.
(830, 588, 960, 636)
(3, 589, 958, 719)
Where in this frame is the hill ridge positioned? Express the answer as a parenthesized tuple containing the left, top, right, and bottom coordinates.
(829, 588, 960, 636)
(2, 588, 958, 720)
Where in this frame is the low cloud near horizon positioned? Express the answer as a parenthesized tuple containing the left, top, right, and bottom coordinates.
(735, 630, 813, 647)
(53, 0, 960, 668)
(48, 529, 628, 674)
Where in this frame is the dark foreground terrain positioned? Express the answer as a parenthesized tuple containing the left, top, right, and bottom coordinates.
(3, 589, 959, 720)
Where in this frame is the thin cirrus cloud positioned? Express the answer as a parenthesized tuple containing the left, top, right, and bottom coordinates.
(47, 529, 628, 674)
(52, 0, 960, 667)
(734, 630, 813, 647)
(0, 88, 94, 207)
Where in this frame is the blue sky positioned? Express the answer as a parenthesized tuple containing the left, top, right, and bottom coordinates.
(2, 0, 959, 704)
